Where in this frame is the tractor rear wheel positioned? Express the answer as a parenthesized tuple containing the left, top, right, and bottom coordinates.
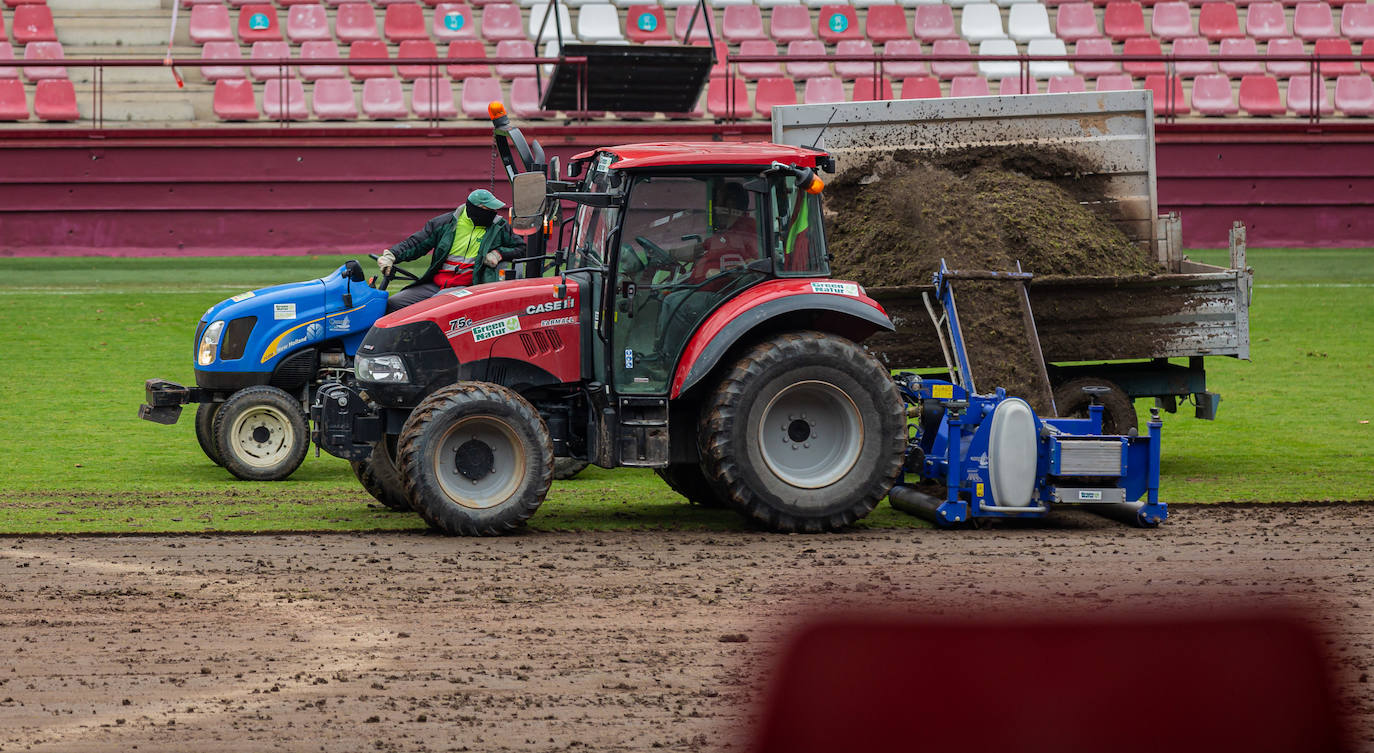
(699, 331, 906, 532)
(195, 402, 224, 466)
(655, 464, 728, 508)
(397, 383, 553, 536)
(351, 439, 411, 511)
(553, 458, 590, 480)
(1053, 377, 1138, 435)
(212, 386, 309, 481)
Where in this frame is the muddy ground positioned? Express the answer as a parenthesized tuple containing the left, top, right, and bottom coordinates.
(2, 504, 1372, 752)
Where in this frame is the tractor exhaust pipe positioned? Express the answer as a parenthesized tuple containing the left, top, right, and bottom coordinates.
(1085, 500, 1167, 528)
(889, 485, 965, 527)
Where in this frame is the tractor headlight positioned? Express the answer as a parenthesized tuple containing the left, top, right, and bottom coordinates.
(356, 354, 410, 383)
(197, 320, 225, 366)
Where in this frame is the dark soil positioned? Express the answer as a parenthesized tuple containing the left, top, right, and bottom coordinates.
(949, 280, 1054, 414)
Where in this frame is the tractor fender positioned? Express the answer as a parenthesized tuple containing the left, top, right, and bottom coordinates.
(670, 283, 893, 399)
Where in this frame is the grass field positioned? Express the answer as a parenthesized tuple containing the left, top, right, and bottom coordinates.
(0, 249, 1370, 534)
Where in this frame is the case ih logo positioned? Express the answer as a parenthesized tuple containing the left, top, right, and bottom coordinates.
(525, 298, 575, 316)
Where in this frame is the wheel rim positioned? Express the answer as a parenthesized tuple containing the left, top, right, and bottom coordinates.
(229, 405, 295, 469)
(433, 416, 525, 510)
(758, 380, 864, 489)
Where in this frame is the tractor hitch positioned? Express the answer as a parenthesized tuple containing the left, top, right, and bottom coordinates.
(138, 378, 214, 425)
(311, 383, 382, 461)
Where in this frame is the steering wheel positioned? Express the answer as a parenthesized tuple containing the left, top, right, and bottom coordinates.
(634, 236, 681, 271)
(367, 253, 420, 291)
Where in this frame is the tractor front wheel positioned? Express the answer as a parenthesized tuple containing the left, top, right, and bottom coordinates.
(212, 386, 309, 481)
(195, 402, 224, 466)
(351, 438, 411, 511)
(397, 383, 553, 536)
(553, 457, 590, 480)
(699, 331, 906, 532)
(655, 464, 728, 508)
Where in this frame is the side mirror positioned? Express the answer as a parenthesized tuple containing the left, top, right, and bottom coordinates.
(511, 171, 547, 237)
(343, 259, 366, 282)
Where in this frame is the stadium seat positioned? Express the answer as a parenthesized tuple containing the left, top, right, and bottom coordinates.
(0, 43, 18, 80)
(1103, 1, 1147, 39)
(673, 5, 716, 43)
(22, 41, 65, 82)
(529, 3, 573, 41)
(565, 0, 610, 7)
(770, 5, 817, 41)
(0, 78, 25, 120)
(576, 3, 625, 41)
(263, 77, 307, 119)
(509, 76, 553, 117)
(200, 41, 247, 81)
(1313, 37, 1356, 74)
(1287, 73, 1333, 113)
(1095, 72, 1135, 89)
(835, 39, 877, 78)
(445, 39, 490, 78)
(214, 78, 259, 120)
(1074, 37, 1120, 77)
(34, 78, 77, 121)
(433, 3, 478, 41)
(786, 40, 832, 78)
(336, 2, 381, 41)
(384, 3, 430, 41)
(397, 39, 441, 79)
(1172, 36, 1217, 77)
(819, 6, 863, 42)
(190, 3, 235, 44)
(11, 3, 56, 43)
(1007, 3, 1052, 41)
(357, 76, 404, 118)
(1365, 40, 1374, 74)
(704, 39, 731, 76)
(238, 4, 282, 43)
(625, 6, 670, 42)
(1027, 37, 1071, 76)
(707, 75, 750, 117)
(300, 40, 345, 80)
(1238, 72, 1285, 113)
(865, 5, 911, 41)
(803, 75, 846, 102)
(494, 38, 536, 78)
(900, 74, 941, 97)
(348, 40, 393, 80)
(285, 4, 331, 43)
(754, 76, 798, 115)
(852, 75, 895, 98)
(1245, 2, 1288, 39)
(913, 4, 957, 40)
(931, 38, 977, 77)
(1151, 1, 1195, 38)
(977, 38, 1019, 78)
(1046, 73, 1086, 90)
(960, 4, 1006, 41)
(1219, 37, 1264, 74)
(1191, 71, 1238, 112)
(1340, 3, 1374, 40)
(250, 41, 293, 81)
(950, 74, 991, 95)
(723, 5, 767, 41)
(1293, 1, 1336, 39)
(1267, 37, 1308, 76)
(481, 3, 527, 40)
(311, 77, 359, 119)
(998, 75, 1036, 93)
(1144, 73, 1187, 112)
(737, 40, 784, 78)
(1122, 37, 1165, 75)
(1055, 4, 1100, 42)
(883, 39, 927, 76)
(1335, 73, 1374, 114)
(1199, 3, 1244, 40)
(460, 75, 503, 116)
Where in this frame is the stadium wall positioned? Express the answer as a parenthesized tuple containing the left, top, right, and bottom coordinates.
(1, 124, 1371, 256)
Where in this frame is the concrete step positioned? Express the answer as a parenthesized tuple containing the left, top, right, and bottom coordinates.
(71, 88, 197, 122)
(56, 12, 173, 48)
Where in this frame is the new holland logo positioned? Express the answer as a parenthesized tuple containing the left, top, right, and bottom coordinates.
(472, 316, 521, 343)
(525, 298, 575, 316)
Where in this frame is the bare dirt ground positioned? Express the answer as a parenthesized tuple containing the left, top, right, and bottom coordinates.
(1, 503, 1371, 753)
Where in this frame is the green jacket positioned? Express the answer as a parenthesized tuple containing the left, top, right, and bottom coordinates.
(389, 210, 524, 286)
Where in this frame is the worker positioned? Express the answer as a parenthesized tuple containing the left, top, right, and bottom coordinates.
(690, 181, 758, 283)
(377, 189, 525, 313)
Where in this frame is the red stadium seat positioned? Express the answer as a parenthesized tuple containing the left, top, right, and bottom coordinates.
(1286, 73, 1333, 113)
(200, 41, 247, 81)
(913, 4, 957, 41)
(1267, 37, 1308, 77)
(1191, 71, 1238, 112)
(311, 77, 359, 119)
(1095, 72, 1136, 89)
(1219, 37, 1264, 74)
(786, 40, 831, 78)
(1055, 3, 1101, 41)
(754, 76, 798, 116)
(34, 78, 78, 121)
(0, 78, 27, 121)
(852, 75, 894, 99)
(737, 40, 783, 79)
(998, 76, 1037, 94)
(249, 40, 293, 81)
(1074, 37, 1121, 77)
(190, 3, 235, 44)
(1335, 73, 1374, 114)
(361, 76, 407, 118)
(883, 39, 927, 77)
(1103, 1, 1147, 39)
(12, 3, 56, 43)
(0, 42, 19, 80)
(673, 6, 716, 43)
(900, 75, 941, 97)
(723, 4, 767, 42)
(509, 76, 552, 118)
(625, 6, 670, 42)
(1365, 40, 1374, 74)
(819, 6, 863, 43)
(1047, 73, 1087, 91)
(950, 74, 990, 96)
(348, 40, 393, 80)
(1172, 36, 1216, 77)
(1238, 72, 1285, 113)
(771, 5, 818, 42)
(834, 39, 876, 78)
(865, 5, 911, 42)
(397, 39, 440, 79)
(1341, 3, 1374, 39)
(1245, 2, 1289, 39)
(213, 78, 259, 120)
(445, 39, 490, 78)
(237, 4, 282, 43)
(433, 3, 477, 41)
(480, 3, 527, 40)
(1199, 2, 1244, 39)
(337, 2, 381, 41)
(1151, 1, 1195, 38)
(22, 41, 66, 82)
(300, 40, 345, 80)
(263, 77, 308, 119)
(460, 75, 502, 117)
(1292, 1, 1336, 39)
(385, 3, 430, 41)
(1123, 37, 1165, 75)
(1314, 37, 1356, 74)
(707, 75, 749, 118)
(931, 38, 976, 78)
(493, 38, 536, 79)
(286, 3, 331, 43)
(803, 76, 845, 103)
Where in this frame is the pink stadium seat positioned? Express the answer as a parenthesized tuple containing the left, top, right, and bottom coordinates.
(803, 75, 846, 103)
(1219, 37, 1264, 74)
(12, 3, 56, 43)
(1245, 2, 1288, 39)
(1287, 73, 1333, 113)
(445, 39, 490, 78)
(998, 76, 1037, 94)
(1335, 73, 1374, 114)
(931, 38, 976, 78)
(0, 79, 27, 121)
(883, 39, 927, 77)
(625, 6, 670, 42)
(1292, 1, 1336, 39)
(1103, 1, 1148, 39)
(1365, 40, 1374, 74)
(754, 76, 798, 115)
(337, 2, 381, 41)
(1191, 71, 1238, 112)
(1238, 72, 1285, 113)
(852, 75, 894, 99)
(724, 5, 767, 42)
(433, 3, 477, 41)
(1314, 37, 1356, 74)
(263, 77, 308, 119)
(834, 39, 876, 78)
(707, 75, 749, 118)
(1145, 73, 1188, 112)
(1074, 37, 1121, 77)
(1123, 37, 1166, 75)
(1172, 37, 1216, 77)
(1150, 1, 1195, 38)
(238, 4, 282, 43)
(300, 40, 345, 80)
(1047, 73, 1086, 91)
(913, 5, 958, 41)
(1095, 72, 1135, 89)
(900, 75, 941, 97)
(277, 0, 319, 6)
(737, 40, 783, 79)
(190, 3, 235, 43)
(707, 39, 732, 78)
(34, 78, 78, 121)
(213, 78, 259, 119)
(0, 42, 19, 79)
(396, 39, 440, 79)
(360, 76, 407, 118)
(950, 75, 990, 96)
(481, 3, 527, 41)
(348, 40, 393, 80)
(460, 75, 502, 117)
(865, 5, 911, 42)
(674, 6, 716, 43)
(819, 6, 863, 43)
(1341, 3, 1374, 40)
(1267, 37, 1308, 76)
(494, 39, 535, 78)
(509, 76, 552, 118)
(771, 5, 818, 42)
(311, 77, 358, 119)
(250, 40, 293, 81)
(385, 3, 430, 41)
(200, 41, 247, 81)
(1198, 3, 1244, 39)
(22, 41, 66, 81)
(1055, 3, 1101, 41)
(286, 3, 331, 43)
(786, 40, 831, 78)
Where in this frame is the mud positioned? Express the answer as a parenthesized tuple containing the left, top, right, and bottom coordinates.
(949, 280, 1054, 414)
(2, 503, 1373, 752)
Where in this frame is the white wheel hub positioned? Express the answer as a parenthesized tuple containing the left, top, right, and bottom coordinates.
(229, 405, 295, 469)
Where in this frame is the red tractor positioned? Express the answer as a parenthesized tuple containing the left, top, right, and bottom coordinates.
(313, 103, 907, 534)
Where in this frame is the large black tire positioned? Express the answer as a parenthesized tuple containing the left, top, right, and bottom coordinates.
(397, 382, 553, 536)
(655, 464, 728, 508)
(195, 402, 224, 466)
(553, 457, 590, 480)
(212, 385, 310, 481)
(1053, 377, 1138, 435)
(698, 331, 907, 533)
(350, 439, 411, 511)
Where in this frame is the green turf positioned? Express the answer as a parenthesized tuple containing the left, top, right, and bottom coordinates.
(0, 250, 1369, 534)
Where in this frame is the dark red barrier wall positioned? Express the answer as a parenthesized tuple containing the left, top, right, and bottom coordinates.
(1, 123, 1371, 256)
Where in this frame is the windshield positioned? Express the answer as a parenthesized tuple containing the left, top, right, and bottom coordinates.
(569, 158, 617, 269)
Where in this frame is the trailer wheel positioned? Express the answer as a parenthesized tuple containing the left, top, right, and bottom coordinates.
(699, 331, 906, 532)
(554, 458, 590, 481)
(212, 386, 309, 481)
(195, 402, 224, 466)
(655, 464, 728, 508)
(350, 439, 411, 511)
(1053, 377, 1138, 435)
(397, 383, 553, 536)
